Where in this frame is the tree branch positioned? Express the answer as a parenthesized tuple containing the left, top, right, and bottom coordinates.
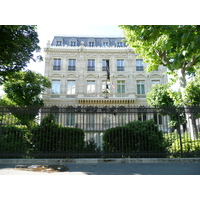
(154, 49, 171, 66)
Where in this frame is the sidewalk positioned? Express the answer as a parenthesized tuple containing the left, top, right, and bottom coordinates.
(0, 162, 200, 175)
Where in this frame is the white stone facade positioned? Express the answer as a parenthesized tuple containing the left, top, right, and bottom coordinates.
(43, 36, 168, 106)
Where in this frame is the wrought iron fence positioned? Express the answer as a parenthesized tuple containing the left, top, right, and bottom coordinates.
(0, 105, 200, 158)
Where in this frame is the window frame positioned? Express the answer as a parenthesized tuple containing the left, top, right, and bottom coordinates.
(66, 113, 75, 126)
(51, 80, 61, 94)
(70, 41, 76, 46)
(68, 59, 76, 71)
(136, 59, 144, 71)
(117, 59, 124, 71)
(87, 80, 95, 93)
(137, 80, 145, 94)
(67, 80, 76, 94)
(53, 58, 61, 71)
(102, 59, 109, 71)
(88, 41, 95, 47)
(117, 80, 125, 93)
(87, 59, 95, 71)
(151, 80, 160, 87)
(56, 41, 62, 46)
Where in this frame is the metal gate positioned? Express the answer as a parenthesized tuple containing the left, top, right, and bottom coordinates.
(0, 106, 200, 158)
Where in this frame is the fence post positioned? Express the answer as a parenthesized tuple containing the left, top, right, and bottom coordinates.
(0, 123, 2, 139)
(121, 126, 124, 158)
(177, 108, 183, 157)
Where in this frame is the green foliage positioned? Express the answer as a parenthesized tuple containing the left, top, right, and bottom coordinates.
(30, 114, 85, 153)
(0, 125, 31, 155)
(0, 25, 42, 84)
(147, 84, 187, 129)
(170, 137, 200, 157)
(119, 25, 200, 105)
(103, 120, 167, 155)
(84, 138, 101, 154)
(147, 83, 174, 107)
(119, 25, 200, 74)
(184, 69, 200, 106)
(1, 71, 51, 127)
(3, 70, 51, 107)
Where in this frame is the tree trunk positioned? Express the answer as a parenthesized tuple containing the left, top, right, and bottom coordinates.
(178, 68, 198, 140)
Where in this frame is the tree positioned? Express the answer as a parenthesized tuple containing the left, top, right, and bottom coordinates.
(119, 25, 200, 139)
(3, 70, 51, 106)
(146, 83, 174, 107)
(184, 69, 200, 106)
(2, 70, 51, 126)
(147, 83, 186, 132)
(0, 25, 42, 84)
(119, 25, 200, 97)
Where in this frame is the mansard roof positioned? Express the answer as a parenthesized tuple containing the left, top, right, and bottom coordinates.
(51, 35, 127, 47)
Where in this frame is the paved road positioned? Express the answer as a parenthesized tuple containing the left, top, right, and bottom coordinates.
(0, 163, 200, 175)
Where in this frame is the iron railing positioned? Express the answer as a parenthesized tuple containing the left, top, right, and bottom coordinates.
(0, 105, 200, 158)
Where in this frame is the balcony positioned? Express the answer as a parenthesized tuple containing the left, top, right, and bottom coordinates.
(77, 93, 136, 104)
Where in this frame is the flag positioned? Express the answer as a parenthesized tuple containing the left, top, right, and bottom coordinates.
(106, 60, 110, 80)
(110, 75, 115, 88)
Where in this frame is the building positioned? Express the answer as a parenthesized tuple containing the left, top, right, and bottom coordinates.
(43, 35, 168, 107)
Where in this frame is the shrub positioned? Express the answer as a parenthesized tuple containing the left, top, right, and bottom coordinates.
(30, 114, 85, 153)
(84, 138, 100, 152)
(103, 120, 168, 155)
(0, 125, 30, 155)
(170, 137, 200, 157)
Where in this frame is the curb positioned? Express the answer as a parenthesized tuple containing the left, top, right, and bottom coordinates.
(0, 158, 200, 165)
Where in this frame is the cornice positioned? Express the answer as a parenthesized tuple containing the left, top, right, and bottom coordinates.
(44, 47, 134, 54)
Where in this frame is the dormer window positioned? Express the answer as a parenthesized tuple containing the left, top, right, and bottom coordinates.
(102, 42, 109, 47)
(89, 42, 94, 47)
(56, 41, 62, 46)
(117, 42, 122, 47)
(69, 38, 77, 46)
(70, 41, 76, 46)
(102, 39, 109, 47)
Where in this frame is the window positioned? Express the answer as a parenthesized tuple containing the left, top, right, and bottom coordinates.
(102, 60, 109, 71)
(118, 107, 126, 126)
(118, 114, 126, 126)
(137, 81, 145, 94)
(56, 41, 62, 46)
(102, 42, 109, 46)
(53, 59, 61, 70)
(67, 80, 76, 94)
(87, 59, 95, 71)
(87, 80, 95, 93)
(117, 59, 124, 71)
(68, 59, 76, 71)
(66, 113, 75, 126)
(70, 41, 76, 46)
(136, 59, 144, 71)
(52, 80, 60, 94)
(151, 80, 160, 87)
(102, 80, 110, 93)
(117, 42, 122, 47)
(89, 42, 94, 47)
(87, 113, 95, 129)
(138, 113, 147, 121)
(154, 113, 162, 125)
(50, 106, 59, 123)
(103, 115, 110, 129)
(117, 80, 125, 93)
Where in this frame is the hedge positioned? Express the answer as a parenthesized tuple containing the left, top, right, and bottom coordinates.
(0, 125, 31, 154)
(30, 114, 85, 153)
(103, 119, 168, 154)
